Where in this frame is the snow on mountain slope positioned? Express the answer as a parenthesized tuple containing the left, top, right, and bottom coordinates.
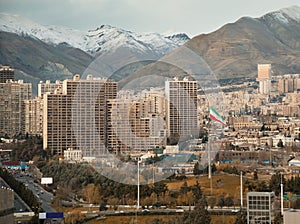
(0, 13, 189, 56)
(261, 5, 300, 24)
(280, 5, 300, 22)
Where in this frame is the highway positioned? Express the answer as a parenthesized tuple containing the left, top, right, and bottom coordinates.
(14, 172, 56, 212)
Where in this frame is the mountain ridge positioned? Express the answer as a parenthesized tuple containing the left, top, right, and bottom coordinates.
(1, 5, 300, 91)
(0, 13, 190, 57)
(185, 5, 300, 79)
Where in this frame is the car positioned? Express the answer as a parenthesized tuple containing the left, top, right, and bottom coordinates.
(142, 209, 150, 213)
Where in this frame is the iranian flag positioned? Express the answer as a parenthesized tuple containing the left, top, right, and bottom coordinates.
(209, 106, 226, 126)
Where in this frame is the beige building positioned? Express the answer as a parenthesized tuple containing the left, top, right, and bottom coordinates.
(0, 80, 32, 137)
(256, 64, 272, 81)
(24, 97, 43, 136)
(0, 65, 14, 83)
(106, 98, 165, 154)
(43, 75, 117, 155)
(38, 80, 62, 98)
(165, 77, 198, 143)
(277, 74, 300, 93)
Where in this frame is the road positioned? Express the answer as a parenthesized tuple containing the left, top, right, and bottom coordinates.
(14, 172, 56, 212)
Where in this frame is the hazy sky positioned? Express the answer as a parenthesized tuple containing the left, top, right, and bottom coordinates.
(0, 0, 299, 37)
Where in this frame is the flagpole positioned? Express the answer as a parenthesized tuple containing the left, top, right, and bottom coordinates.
(208, 135, 212, 195)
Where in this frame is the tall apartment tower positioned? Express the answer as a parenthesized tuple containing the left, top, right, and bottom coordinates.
(165, 77, 198, 144)
(24, 97, 43, 136)
(257, 64, 272, 81)
(0, 65, 14, 83)
(38, 80, 62, 98)
(106, 98, 165, 154)
(0, 80, 32, 137)
(43, 75, 117, 155)
(257, 64, 272, 94)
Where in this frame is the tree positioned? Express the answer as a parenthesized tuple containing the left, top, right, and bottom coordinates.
(224, 196, 234, 207)
(83, 183, 101, 204)
(218, 197, 225, 208)
(65, 211, 85, 224)
(193, 162, 201, 175)
(253, 170, 258, 180)
(273, 212, 283, 224)
(181, 197, 210, 224)
(256, 181, 269, 192)
(277, 139, 284, 148)
(180, 181, 189, 195)
(207, 196, 216, 209)
(269, 173, 285, 196)
(153, 181, 168, 199)
(234, 211, 247, 224)
(191, 181, 202, 202)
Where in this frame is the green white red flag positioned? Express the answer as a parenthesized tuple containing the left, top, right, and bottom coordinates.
(209, 106, 226, 126)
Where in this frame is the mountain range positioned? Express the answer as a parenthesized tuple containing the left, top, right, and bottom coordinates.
(1, 5, 300, 93)
(186, 5, 300, 79)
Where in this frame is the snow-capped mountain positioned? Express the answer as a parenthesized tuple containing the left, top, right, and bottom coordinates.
(267, 5, 300, 24)
(0, 13, 189, 57)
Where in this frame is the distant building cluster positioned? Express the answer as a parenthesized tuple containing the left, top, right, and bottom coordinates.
(1, 63, 300, 166)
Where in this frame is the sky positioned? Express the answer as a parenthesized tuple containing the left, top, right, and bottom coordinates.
(0, 0, 299, 37)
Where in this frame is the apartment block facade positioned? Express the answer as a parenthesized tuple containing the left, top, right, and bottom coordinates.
(43, 75, 117, 155)
(0, 80, 32, 137)
(165, 77, 198, 143)
(0, 65, 14, 83)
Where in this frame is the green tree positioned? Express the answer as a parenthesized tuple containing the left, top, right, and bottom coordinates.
(181, 197, 210, 224)
(256, 181, 269, 192)
(253, 170, 258, 180)
(273, 212, 283, 224)
(224, 196, 234, 207)
(153, 181, 168, 199)
(193, 162, 201, 175)
(269, 173, 285, 196)
(180, 181, 189, 195)
(218, 197, 225, 208)
(191, 181, 202, 202)
(277, 139, 284, 148)
(234, 210, 247, 224)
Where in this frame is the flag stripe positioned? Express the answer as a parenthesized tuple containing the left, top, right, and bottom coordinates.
(209, 106, 226, 125)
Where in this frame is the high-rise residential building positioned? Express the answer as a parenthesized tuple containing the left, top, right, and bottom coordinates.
(165, 77, 198, 144)
(247, 192, 275, 224)
(257, 64, 272, 94)
(0, 65, 14, 83)
(106, 98, 165, 154)
(24, 97, 43, 136)
(38, 80, 62, 98)
(0, 80, 32, 137)
(259, 79, 271, 94)
(257, 64, 272, 81)
(43, 74, 117, 155)
(277, 74, 300, 93)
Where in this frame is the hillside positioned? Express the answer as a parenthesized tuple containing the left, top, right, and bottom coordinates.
(185, 5, 300, 79)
